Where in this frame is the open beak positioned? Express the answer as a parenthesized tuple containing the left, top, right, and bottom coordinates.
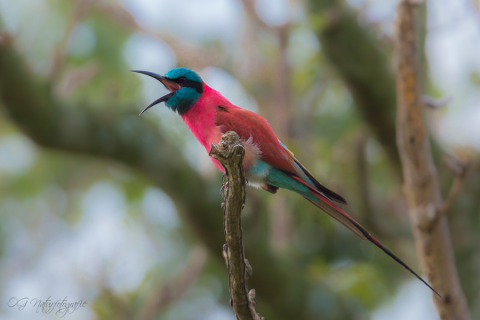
(131, 70, 182, 115)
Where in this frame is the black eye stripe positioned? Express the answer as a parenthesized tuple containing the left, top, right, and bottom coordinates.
(173, 78, 204, 94)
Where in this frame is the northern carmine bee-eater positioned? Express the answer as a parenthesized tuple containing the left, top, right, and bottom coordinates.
(132, 67, 440, 297)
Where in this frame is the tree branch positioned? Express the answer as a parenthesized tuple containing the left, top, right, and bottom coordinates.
(440, 155, 469, 215)
(209, 132, 263, 320)
(422, 95, 452, 110)
(394, 1, 471, 319)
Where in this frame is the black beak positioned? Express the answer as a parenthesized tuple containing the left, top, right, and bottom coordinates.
(131, 70, 182, 115)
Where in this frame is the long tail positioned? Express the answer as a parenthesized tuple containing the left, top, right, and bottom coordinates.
(305, 195, 441, 298)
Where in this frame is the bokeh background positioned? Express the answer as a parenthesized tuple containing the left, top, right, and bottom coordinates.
(0, 0, 479, 319)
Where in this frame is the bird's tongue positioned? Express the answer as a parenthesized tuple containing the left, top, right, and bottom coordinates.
(160, 78, 181, 92)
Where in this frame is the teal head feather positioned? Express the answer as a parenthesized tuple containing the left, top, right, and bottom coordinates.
(164, 68, 204, 115)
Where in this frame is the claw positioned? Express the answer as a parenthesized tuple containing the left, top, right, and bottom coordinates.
(219, 182, 228, 197)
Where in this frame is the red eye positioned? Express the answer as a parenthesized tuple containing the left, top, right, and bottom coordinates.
(179, 77, 186, 83)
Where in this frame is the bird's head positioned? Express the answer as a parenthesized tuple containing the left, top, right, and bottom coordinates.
(132, 67, 204, 115)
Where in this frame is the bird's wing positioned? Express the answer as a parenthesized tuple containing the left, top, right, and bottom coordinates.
(214, 105, 346, 203)
(214, 105, 292, 167)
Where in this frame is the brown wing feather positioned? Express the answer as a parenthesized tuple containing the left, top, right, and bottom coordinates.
(214, 106, 297, 173)
(215, 105, 347, 204)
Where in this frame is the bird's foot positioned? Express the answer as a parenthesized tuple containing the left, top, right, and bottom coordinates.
(219, 182, 228, 197)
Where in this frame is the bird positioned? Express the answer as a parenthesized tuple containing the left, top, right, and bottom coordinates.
(132, 67, 440, 297)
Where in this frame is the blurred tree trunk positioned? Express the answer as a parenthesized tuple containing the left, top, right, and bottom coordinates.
(394, 1, 471, 319)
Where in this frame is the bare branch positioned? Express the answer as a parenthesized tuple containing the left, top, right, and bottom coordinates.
(422, 95, 453, 110)
(209, 132, 263, 320)
(394, 1, 471, 319)
(441, 155, 470, 214)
